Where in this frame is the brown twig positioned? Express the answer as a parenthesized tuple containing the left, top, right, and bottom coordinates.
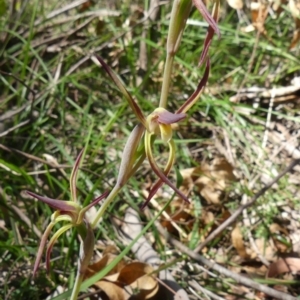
(0, 120, 30, 138)
(189, 280, 225, 300)
(0, 187, 42, 238)
(0, 144, 69, 169)
(194, 158, 300, 253)
(155, 223, 298, 300)
(34, 0, 89, 27)
(11, 204, 42, 238)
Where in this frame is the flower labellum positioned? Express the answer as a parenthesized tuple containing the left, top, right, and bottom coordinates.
(147, 108, 186, 143)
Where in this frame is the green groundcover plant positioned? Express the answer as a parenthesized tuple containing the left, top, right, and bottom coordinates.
(26, 0, 220, 299)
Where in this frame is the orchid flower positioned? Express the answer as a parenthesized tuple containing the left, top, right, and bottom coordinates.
(26, 149, 108, 276)
(91, 1, 220, 228)
(96, 56, 210, 208)
(94, 0, 219, 209)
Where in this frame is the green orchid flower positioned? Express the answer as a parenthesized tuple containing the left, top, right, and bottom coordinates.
(26, 149, 108, 276)
(91, 1, 220, 228)
(95, 57, 209, 209)
(93, 0, 219, 209)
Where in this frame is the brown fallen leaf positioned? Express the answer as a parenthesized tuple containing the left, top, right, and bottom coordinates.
(118, 262, 158, 300)
(94, 280, 128, 300)
(290, 29, 300, 50)
(118, 262, 154, 286)
(160, 200, 193, 237)
(180, 157, 236, 205)
(250, 238, 276, 262)
(289, 0, 300, 49)
(195, 158, 236, 204)
(267, 257, 300, 277)
(269, 223, 292, 253)
(271, 0, 287, 15)
(85, 246, 160, 300)
(250, 1, 269, 36)
(119, 208, 190, 300)
(78, 0, 94, 12)
(232, 224, 250, 259)
(239, 261, 268, 277)
(85, 249, 125, 280)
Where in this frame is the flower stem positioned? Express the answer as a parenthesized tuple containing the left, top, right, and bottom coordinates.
(70, 272, 83, 300)
(91, 184, 121, 228)
(76, 222, 87, 238)
(159, 53, 174, 109)
(92, 148, 146, 229)
(70, 222, 94, 300)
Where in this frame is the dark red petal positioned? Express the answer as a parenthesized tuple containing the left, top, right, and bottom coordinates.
(176, 58, 210, 114)
(70, 148, 85, 202)
(46, 241, 54, 273)
(157, 110, 186, 124)
(142, 139, 175, 209)
(26, 191, 78, 212)
(33, 223, 54, 277)
(86, 190, 109, 209)
(147, 155, 189, 204)
(198, 29, 214, 66)
(95, 55, 148, 129)
(198, 0, 220, 66)
(192, 0, 220, 38)
(141, 179, 164, 210)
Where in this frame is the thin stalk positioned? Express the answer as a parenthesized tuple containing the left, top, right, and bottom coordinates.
(91, 184, 121, 228)
(76, 223, 87, 240)
(159, 53, 174, 108)
(70, 222, 94, 300)
(91, 157, 144, 228)
(92, 146, 146, 228)
(70, 272, 83, 300)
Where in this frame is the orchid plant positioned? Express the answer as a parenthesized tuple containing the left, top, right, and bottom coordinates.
(91, 0, 220, 226)
(27, 0, 220, 299)
(27, 149, 108, 299)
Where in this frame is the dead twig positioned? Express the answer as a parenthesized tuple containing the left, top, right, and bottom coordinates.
(194, 158, 300, 253)
(10, 204, 42, 238)
(189, 280, 225, 300)
(33, 9, 120, 33)
(0, 144, 69, 170)
(0, 120, 30, 138)
(0, 187, 42, 238)
(34, 0, 89, 27)
(156, 223, 298, 300)
(0, 144, 104, 187)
